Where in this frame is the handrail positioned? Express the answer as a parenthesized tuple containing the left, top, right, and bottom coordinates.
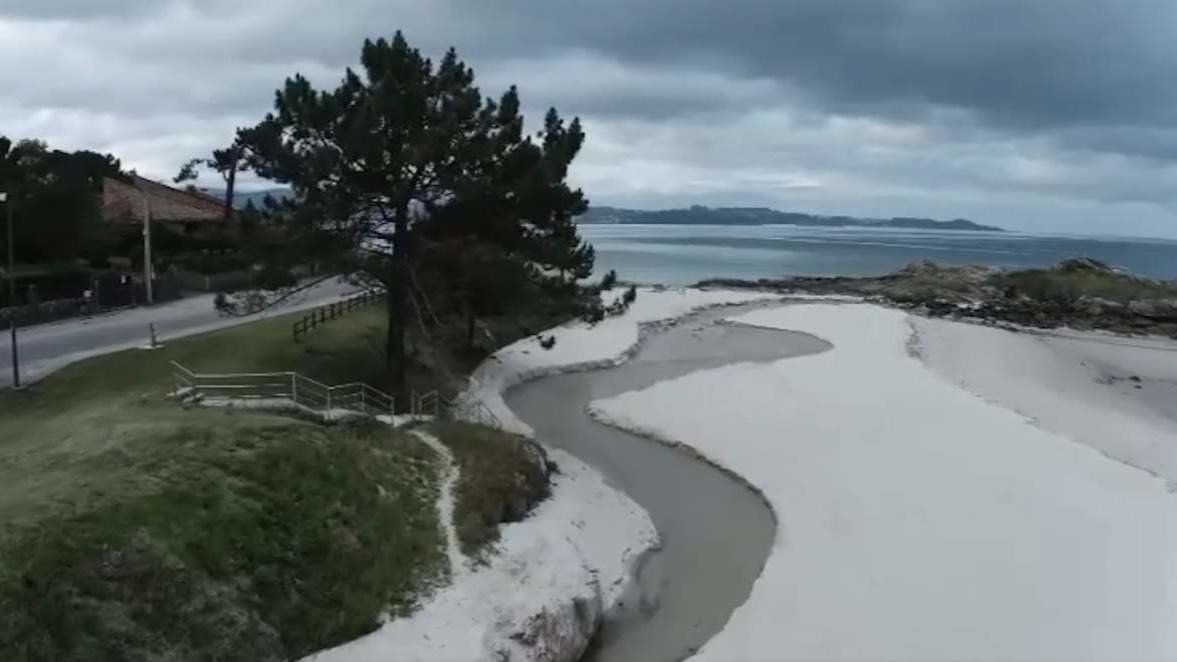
(171, 361, 498, 429)
(171, 360, 397, 421)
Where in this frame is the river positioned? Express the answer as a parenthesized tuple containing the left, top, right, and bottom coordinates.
(506, 302, 831, 661)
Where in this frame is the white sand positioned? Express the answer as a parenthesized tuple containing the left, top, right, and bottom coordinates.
(915, 316, 1177, 482)
(591, 303, 1177, 661)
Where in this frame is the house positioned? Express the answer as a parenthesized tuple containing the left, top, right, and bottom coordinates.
(101, 175, 232, 232)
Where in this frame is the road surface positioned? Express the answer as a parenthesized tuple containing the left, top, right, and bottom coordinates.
(0, 278, 360, 386)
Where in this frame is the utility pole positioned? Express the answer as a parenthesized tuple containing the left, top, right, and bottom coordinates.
(141, 187, 154, 305)
(1, 192, 19, 389)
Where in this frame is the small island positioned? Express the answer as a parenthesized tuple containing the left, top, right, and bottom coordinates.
(577, 204, 1006, 232)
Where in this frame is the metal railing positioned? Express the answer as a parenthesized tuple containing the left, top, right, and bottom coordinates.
(172, 361, 500, 429)
(292, 289, 383, 342)
(172, 361, 395, 419)
(411, 389, 503, 429)
(448, 396, 504, 429)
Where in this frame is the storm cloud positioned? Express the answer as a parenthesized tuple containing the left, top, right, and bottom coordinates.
(3, 0, 1177, 235)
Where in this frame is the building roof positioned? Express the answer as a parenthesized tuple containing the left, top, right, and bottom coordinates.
(102, 174, 230, 224)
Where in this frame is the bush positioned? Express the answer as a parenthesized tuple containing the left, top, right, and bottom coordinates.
(580, 285, 638, 324)
(580, 299, 605, 324)
(598, 269, 617, 291)
(255, 265, 297, 290)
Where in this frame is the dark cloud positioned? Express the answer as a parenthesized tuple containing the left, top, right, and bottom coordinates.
(452, 1, 1177, 130)
(1, 0, 1176, 236)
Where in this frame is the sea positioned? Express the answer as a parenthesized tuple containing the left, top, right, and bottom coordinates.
(579, 224, 1177, 286)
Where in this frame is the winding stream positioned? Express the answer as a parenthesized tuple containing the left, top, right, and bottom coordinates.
(506, 303, 831, 661)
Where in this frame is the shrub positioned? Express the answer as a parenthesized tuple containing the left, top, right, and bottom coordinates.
(580, 300, 605, 324)
(255, 265, 297, 290)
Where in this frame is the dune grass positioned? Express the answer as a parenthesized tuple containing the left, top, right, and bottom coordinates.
(989, 265, 1177, 304)
(430, 422, 551, 558)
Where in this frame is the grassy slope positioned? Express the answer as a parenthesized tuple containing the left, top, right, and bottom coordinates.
(988, 264, 1177, 303)
(430, 422, 551, 558)
(0, 307, 445, 661)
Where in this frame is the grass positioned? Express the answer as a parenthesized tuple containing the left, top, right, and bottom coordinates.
(0, 304, 527, 661)
(988, 264, 1177, 304)
(0, 420, 445, 661)
(429, 422, 551, 558)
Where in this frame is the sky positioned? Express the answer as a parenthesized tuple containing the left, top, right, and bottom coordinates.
(3, 1, 1177, 237)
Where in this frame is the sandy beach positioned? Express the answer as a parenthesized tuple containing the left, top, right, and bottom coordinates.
(592, 301, 1177, 660)
(309, 289, 1177, 661)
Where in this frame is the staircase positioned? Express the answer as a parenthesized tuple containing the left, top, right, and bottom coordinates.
(171, 361, 500, 429)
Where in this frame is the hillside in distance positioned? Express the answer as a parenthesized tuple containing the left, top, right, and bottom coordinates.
(578, 205, 1005, 232)
(196, 187, 293, 209)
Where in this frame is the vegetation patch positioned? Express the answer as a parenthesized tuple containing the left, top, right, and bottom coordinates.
(429, 422, 551, 558)
(0, 420, 444, 662)
(702, 258, 1177, 336)
(987, 258, 1177, 304)
(0, 306, 549, 660)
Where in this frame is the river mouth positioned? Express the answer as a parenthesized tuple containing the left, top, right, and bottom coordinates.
(505, 303, 831, 661)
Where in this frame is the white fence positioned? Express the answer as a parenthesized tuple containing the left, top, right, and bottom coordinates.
(171, 361, 500, 428)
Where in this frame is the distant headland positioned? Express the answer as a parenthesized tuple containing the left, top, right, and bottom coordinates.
(577, 205, 1005, 232)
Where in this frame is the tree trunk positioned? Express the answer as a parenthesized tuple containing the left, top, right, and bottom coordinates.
(223, 158, 237, 220)
(386, 209, 409, 399)
(466, 300, 476, 349)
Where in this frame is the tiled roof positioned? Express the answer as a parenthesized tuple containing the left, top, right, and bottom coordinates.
(102, 175, 231, 223)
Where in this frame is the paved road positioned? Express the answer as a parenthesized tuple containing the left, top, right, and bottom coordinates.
(0, 278, 359, 386)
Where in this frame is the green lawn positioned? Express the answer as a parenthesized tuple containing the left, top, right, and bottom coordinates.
(0, 304, 544, 661)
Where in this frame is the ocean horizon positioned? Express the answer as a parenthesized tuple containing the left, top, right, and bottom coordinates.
(579, 223, 1177, 285)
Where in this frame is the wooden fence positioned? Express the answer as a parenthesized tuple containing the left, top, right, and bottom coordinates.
(293, 289, 383, 342)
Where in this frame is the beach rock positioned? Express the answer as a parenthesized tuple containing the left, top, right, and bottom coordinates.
(700, 259, 1177, 337)
(1129, 300, 1177, 320)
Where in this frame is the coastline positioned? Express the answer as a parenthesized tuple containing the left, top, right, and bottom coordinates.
(309, 284, 1177, 661)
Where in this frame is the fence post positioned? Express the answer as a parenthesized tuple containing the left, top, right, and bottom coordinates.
(326, 387, 332, 413)
(291, 373, 298, 403)
(359, 388, 365, 413)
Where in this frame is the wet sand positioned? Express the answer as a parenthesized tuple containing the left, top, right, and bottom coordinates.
(506, 303, 830, 661)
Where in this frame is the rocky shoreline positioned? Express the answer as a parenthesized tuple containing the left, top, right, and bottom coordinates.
(699, 258, 1177, 338)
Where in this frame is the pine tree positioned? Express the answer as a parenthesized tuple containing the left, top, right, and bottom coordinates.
(175, 140, 250, 220)
(234, 33, 594, 396)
